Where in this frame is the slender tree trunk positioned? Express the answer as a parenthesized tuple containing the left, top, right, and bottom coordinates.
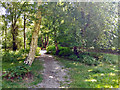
(73, 46, 78, 55)
(23, 14, 26, 49)
(46, 34, 49, 46)
(5, 27, 7, 51)
(13, 34, 17, 51)
(12, 24, 18, 51)
(24, 2, 42, 65)
(54, 30, 59, 55)
(41, 35, 44, 49)
(44, 34, 47, 48)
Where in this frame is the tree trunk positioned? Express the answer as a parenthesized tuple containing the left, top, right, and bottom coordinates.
(24, 2, 42, 65)
(46, 34, 49, 46)
(23, 14, 26, 49)
(5, 27, 7, 51)
(54, 30, 59, 55)
(13, 34, 17, 51)
(73, 46, 78, 56)
(44, 34, 46, 48)
(41, 35, 44, 49)
(12, 24, 18, 51)
(55, 41, 59, 55)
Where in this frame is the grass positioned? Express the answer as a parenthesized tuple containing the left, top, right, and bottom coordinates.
(2, 58, 43, 88)
(55, 53, 119, 88)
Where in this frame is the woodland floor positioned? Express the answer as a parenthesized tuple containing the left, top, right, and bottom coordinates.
(29, 50, 71, 88)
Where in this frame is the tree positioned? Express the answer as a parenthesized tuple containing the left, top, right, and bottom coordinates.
(24, 2, 42, 65)
(1, 2, 25, 51)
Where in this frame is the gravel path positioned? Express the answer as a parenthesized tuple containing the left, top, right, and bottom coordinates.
(30, 50, 71, 88)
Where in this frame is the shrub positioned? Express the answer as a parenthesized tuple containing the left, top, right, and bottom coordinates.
(68, 54, 78, 60)
(46, 45, 56, 54)
(2, 51, 20, 63)
(19, 47, 30, 54)
(91, 67, 105, 73)
(58, 47, 72, 56)
(101, 54, 118, 64)
(3, 65, 31, 80)
(47, 45, 73, 56)
(88, 52, 103, 59)
(35, 47, 41, 56)
(82, 55, 99, 65)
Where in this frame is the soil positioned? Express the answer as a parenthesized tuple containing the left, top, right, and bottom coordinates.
(29, 50, 71, 88)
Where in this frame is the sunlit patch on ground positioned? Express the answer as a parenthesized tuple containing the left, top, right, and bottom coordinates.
(48, 55, 52, 57)
(84, 79, 97, 82)
(49, 76, 54, 78)
(10, 63, 14, 65)
(108, 73, 116, 76)
(88, 69, 93, 72)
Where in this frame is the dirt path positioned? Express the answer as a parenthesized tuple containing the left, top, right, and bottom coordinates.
(30, 50, 71, 88)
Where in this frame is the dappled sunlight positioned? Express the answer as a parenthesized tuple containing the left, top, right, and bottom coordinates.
(98, 63, 104, 66)
(55, 67, 60, 69)
(112, 79, 118, 83)
(49, 76, 54, 78)
(84, 79, 97, 82)
(108, 73, 116, 76)
(19, 61, 22, 63)
(10, 63, 14, 65)
(88, 69, 93, 72)
(104, 85, 113, 88)
(48, 55, 52, 57)
(40, 50, 47, 55)
(100, 73, 105, 76)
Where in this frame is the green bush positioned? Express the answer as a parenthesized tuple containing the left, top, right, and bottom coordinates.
(47, 45, 73, 56)
(46, 45, 56, 54)
(35, 47, 41, 56)
(91, 67, 105, 73)
(88, 52, 103, 59)
(68, 54, 78, 60)
(58, 47, 72, 56)
(101, 54, 118, 64)
(19, 47, 30, 54)
(2, 51, 21, 63)
(3, 65, 30, 80)
(82, 55, 99, 65)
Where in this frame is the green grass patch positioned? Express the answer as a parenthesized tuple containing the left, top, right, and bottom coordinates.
(55, 53, 119, 88)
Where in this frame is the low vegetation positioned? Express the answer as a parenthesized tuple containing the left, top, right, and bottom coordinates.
(2, 48, 43, 88)
(46, 45, 118, 66)
(55, 54, 119, 88)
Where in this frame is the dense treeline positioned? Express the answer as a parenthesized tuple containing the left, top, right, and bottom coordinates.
(0, 2, 119, 88)
(1, 2, 118, 64)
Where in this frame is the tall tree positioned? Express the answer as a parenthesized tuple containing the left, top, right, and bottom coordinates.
(24, 2, 42, 65)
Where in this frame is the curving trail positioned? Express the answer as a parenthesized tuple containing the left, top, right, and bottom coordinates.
(29, 50, 71, 88)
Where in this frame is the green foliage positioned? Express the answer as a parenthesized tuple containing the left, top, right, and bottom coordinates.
(88, 52, 103, 59)
(46, 45, 56, 55)
(35, 47, 41, 56)
(68, 54, 78, 60)
(47, 45, 73, 56)
(19, 47, 30, 54)
(56, 56, 119, 88)
(91, 67, 114, 73)
(3, 65, 30, 80)
(58, 47, 72, 56)
(82, 55, 100, 65)
(91, 67, 105, 73)
(2, 59, 43, 88)
(101, 54, 118, 64)
(2, 48, 30, 63)
(2, 51, 22, 63)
